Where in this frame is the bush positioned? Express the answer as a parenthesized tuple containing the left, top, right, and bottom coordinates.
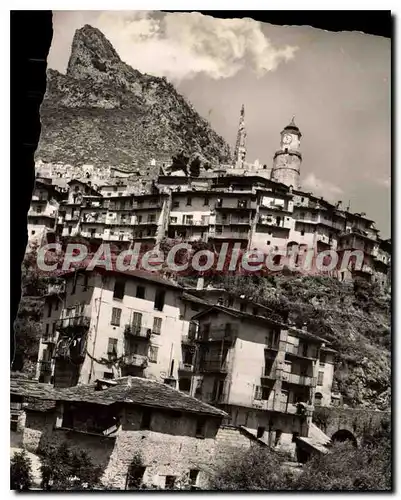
(10, 451, 33, 491)
(40, 442, 102, 490)
(209, 447, 292, 490)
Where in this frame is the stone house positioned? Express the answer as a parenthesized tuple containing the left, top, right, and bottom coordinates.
(11, 376, 266, 490)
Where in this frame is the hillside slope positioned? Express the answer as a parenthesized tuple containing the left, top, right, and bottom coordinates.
(211, 274, 391, 410)
(36, 24, 232, 170)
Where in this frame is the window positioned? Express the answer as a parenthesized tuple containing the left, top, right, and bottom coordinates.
(257, 426, 265, 438)
(126, 466, 146, 490)
(140, 410, 152, 430)
(111, 307, 122, 326)
(267, 240, 271, 245)
(45, 323, 49, 335)
(165, 476, 176, 490)
(203, 197, 209, 206)
(189, 470, 199, 487)
(292, 432, 300, 442)
(173, 201, 180, 208)
(261, 386, 272, 401)
(113, 278, 126, 300)
(31, 230, 35, 235)
(300, 230, 305, 236)
(107, 338, 118, 356)
(195, 418, 206, 438)
(47, 302, 52, 318)
(317, 371, 324, 386)
(10, 414, 19, 432)
(147, 214, 156, 223)
(179, 378, 191, 393)
(103, 372, 114, 380)
(320, 353, 326, 366)
(54, 299, 59, 311)
(153, 317, 162, 335)
(170, 217, 178, 224)
(240, 303, 246, 312)
(52, 323, 56, 335)
(154, 290, 165, 311)
(254, 386, 262, 400)
(186, 197, 192, 206)
(274, 430, 282, 447)
(148, 345, 158, 363)
(137, 215, 142, 224)
(136, 285, 146, 299)
(315, 392, 323, 406)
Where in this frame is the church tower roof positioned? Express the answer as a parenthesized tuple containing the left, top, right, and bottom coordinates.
(282, 116, 302, 137)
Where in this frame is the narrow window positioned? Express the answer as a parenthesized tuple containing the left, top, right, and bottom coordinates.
(111, 307, 122, 326)
(186, 197, 192, 206)
(83, 274, 89, 291)
(152, 317, 162, 335)
(54, 300, 59, 311)
(257, 426, 265, 438)
(47, 301, 52, 318)
(140, 410, 152, 430)
(195, 418, 206, 438)
(292, 432, 300, 443)
(154, 290, 165, 311)
(126, 466, 146, 490)
(148, 345, 159, 363)
(274, 429, 282, 447)
(113, 278, 126, 300)
(107, 338, 118, 356)
(132, 312, 142, 334)
(165, 476, 176, 490)
(189, 469, 199, 487)
(203, 197, 209, 206)
(317, 371, 324, 386)
(45, 323, 49, 335)
(136, 285, 146, 299)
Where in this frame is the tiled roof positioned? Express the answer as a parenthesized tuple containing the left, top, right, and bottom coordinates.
(61, 267, 182, 289)
(10, 377, 227, 418)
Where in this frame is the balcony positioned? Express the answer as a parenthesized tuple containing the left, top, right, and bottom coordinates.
(123, 353, 148, 368)
(178, 362, 194, 373)
(212, 231, 249, 240)
(56, 315, 90, 333)
(198, 360, 228, 374)
(197, 326, 237, 343)
(281, 371, 317, 387)
(81, 216, 107, 224)
(252, 399, 313, 416)
(39, 360, 52, 374)
(42, 334, 57, 344)
(215, 216, 251, 225)
(124, 325, 152, 340)
(285, 343, 318, 360)
(261, 366, 280, 383)
(170, 218, 210, 226)
(106, 219, 132, 226)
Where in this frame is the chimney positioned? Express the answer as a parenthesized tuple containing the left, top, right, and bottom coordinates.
(196, 277, 204, 290)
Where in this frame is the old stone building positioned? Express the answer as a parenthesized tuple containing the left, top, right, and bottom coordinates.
(11, 376, 265, 489)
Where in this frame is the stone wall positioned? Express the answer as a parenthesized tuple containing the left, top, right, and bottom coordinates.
(313, 406, 390, 443)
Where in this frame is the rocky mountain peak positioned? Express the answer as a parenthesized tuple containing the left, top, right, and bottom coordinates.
(67, 24, 126, 80)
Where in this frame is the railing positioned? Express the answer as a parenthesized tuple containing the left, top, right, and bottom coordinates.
(39, 360, 52, 373)
(106, 219, 132, 226)
(124, 325, 152, 340)
(216, 217, 250, 225)
(197, 326, 237, 343)
(123, 354, 148, 367)
(280, 371, 317, 387)
(285, 343, 318, 360)
(28, 207, 57, 218)
(56, 316, 90, 330)
(198, 360, 228, 373)
(212, 231, 249, 239)
(82, 216, 107, 224)
(47, 283, 65, 295)
(178, 362, 194, 372)
(133, 201, 163, 210)
(252, 399, 313, 416)
(136, 220, 158, 225)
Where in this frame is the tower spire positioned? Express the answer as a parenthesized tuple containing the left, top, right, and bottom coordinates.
(234, 104, 247, 168)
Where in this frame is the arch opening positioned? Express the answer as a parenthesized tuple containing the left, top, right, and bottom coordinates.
(331, 429, 357, 447)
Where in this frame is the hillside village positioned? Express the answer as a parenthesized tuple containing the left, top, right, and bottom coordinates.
(11, 113, 391, 490)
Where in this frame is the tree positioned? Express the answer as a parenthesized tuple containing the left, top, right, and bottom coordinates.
(40, 443, 102, 490)
(10, 451, 33, 491)
(209, 446, 291, 490)
(189, 156, 201, 177)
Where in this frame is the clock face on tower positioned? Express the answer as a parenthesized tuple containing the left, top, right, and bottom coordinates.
(283, 134, 292, 145)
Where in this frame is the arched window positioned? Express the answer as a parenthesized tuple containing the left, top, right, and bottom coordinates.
(315, 392, 323, 406)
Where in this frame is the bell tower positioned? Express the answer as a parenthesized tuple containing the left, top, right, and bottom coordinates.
(234, 104, 247, 168)
(270, 117, 302, 188)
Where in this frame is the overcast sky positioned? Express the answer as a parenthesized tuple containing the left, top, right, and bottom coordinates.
(48, 11, 391, 238)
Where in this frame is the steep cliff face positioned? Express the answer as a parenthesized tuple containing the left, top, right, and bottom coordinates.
(36, 25, 231, 169)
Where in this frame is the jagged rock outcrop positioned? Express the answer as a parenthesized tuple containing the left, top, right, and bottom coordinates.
(36, 24, 231, 170)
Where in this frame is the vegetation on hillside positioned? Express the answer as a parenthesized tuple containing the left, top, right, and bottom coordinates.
(209, 423, 391, 491)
